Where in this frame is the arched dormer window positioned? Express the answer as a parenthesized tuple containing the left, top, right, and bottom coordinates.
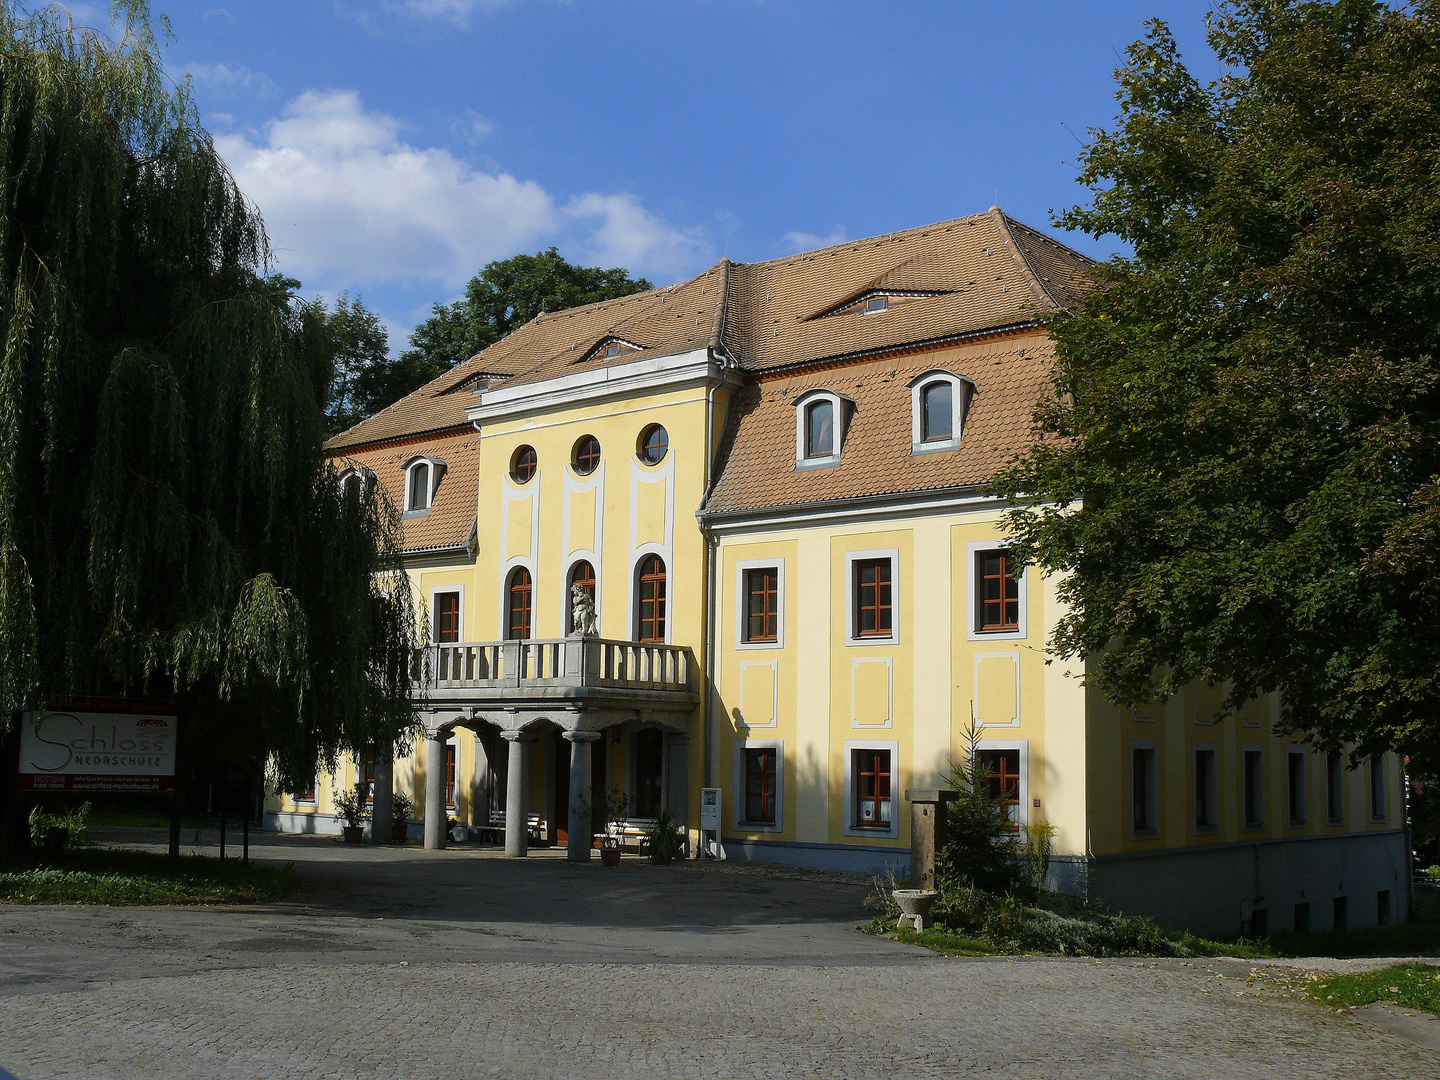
(404, 456, 446, 513)
(793, 389, 852, 468)
(338, 468, 376, 503)
(907, 371, 972, 454)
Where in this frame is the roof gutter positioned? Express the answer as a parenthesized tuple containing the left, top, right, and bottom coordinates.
(698, 482, 1007, 535)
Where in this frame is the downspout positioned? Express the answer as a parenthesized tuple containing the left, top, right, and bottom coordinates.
(699, 345, 738, 791)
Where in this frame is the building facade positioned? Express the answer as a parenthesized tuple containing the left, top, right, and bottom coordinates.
(265, 209, 1410, 936)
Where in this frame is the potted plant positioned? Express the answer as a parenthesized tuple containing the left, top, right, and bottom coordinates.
(648, 810, 684, 865)
(332, 788, 368, 843)
(390, 791, 414, 844)
(597, 786, 629, 867)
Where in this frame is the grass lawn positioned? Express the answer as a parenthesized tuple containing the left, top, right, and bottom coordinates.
(0, 848, 299, 905)
(1308, 964, 1440, 1016)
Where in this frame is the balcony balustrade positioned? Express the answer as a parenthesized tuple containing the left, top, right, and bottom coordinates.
(419, 637, 694, 701)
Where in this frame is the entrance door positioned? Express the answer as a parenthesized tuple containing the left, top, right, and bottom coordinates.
(553, 729, 570, 846)
(634, 728, 664, 818)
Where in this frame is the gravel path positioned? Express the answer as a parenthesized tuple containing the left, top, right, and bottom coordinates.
(0, 829, 1432, 1079)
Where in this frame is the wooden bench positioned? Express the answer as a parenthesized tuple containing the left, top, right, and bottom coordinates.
(604, 818, 657, 855)
(474, 812, 545, 845)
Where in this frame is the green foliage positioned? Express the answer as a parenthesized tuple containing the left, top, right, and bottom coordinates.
(0, 847, 298, 904)
(1021, 817, 1057, 894)
(0, 2, 423, 788)
(28, 801, 90, 848)
(318, 292, 392, 435)
(1309, 964, 1440, 1016)
(390, 789, 414, 824)
(647, 809, 684, 864)
(401, 247, 653, 374)
(931, 884, 1189, 957)
(995, 1, 1440, 756)
(941, 716, 1023, 894)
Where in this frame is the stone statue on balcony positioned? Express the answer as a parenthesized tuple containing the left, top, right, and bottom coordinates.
(570, 583, 598, 637)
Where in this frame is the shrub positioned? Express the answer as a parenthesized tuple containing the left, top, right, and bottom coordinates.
(648, 810, 684, 864)
(941, 718, 1023, 894)
(28, 802, 91, 850)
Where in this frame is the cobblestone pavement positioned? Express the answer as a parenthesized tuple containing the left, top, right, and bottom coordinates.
(0, 830, 1434, 1079)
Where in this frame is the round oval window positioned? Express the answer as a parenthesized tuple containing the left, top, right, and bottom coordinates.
(637, 424, 668, 465)
(510, 444, 538, 483)
(572, 434, 601, 475)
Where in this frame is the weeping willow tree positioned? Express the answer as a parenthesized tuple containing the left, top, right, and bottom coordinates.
(0, 1, 422, 794)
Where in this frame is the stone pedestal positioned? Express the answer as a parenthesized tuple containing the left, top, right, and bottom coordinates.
(502, 730, 534, 857)
(424, 734, 447, 851)
(563, 730, 601, 862)
(904, 788, 957, 890)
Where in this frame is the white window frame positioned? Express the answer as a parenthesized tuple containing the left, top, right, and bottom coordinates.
(1325, 749, 1346, 825)
(429, 584, 465, 644)
(844, 547, 900, 647)
(1242, 743, 1266, 829)
(907, 370, 971, 454)
(966, 539, 1028, 641)
(792, 389, 850, 469)
(975, 738, 1029, 832)
(1369, 754, 1387, 821)
(864, 295, 889, 314)
(337, 467, 376, 500)
(403, 456, 445, 513)
(1286, 745, 1308, 826)
(843, 739, 900, 839)
(733, 738, 784, 833)
(735, 558, 786, 650)
(1129, 739, 1159, 837)
(1192, 742, 1219, 832)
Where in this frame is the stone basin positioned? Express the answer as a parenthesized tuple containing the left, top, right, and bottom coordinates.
(892, 888, 939, 931)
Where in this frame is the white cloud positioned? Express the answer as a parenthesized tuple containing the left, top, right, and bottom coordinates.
(183, 62, 276, 99)
(565, 193, 710, 282)
(399, 0, 511, 25)
(780, 227, 849, 254)
(213, 89, 709, 294)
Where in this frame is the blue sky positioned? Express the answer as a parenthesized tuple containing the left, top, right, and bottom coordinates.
(63, 0, 1222, 350)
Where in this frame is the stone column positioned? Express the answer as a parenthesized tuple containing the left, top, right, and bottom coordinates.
(904, 788, 957, 890)
(563, 730, 602, 862)
(371, 744, 394, 846)
(502, 730, 533, 857)
(424, 732, 447, 851)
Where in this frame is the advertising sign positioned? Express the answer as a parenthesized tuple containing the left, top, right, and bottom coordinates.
(18, 702, 177, 792)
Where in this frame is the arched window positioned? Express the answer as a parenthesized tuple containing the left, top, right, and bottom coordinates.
(572, 435, 601, 475)
(568, 560, 597, 634)
(506, 567, 533, 640)
(793, 390, 848, 465)
(637, 424, 668, 465)
(636, 555, 666, 643)
(908, 371, 969, 453)
(407, 461, 431, 510)
(921, 381, 953, 442)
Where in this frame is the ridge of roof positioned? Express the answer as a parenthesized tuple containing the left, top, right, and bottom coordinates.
(988, 206, 1057, 312)
(734, 211, 995, 272)
(708, 258, 731, 352)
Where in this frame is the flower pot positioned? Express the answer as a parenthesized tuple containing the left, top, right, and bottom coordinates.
(450, 824, 469, 843)
(600, 846, 621, 867)
(341, 825, 364, 844)
(391, 822, 408, 844)
(892, 888, 939, 931)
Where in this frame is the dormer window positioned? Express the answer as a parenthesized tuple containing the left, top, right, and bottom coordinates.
(338, 468, 375, 502)
(908, 371, 972, 454)
(404, 457, 445, 513)
(605, 344, 620, 358)
(865, 296, 888, 314)
(793, 389, 851, 468)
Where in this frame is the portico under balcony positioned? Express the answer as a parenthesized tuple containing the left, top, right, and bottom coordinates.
(392, 636, 700, 862)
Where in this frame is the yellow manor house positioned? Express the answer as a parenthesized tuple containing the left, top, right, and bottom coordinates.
(265, 210, 1411, 936)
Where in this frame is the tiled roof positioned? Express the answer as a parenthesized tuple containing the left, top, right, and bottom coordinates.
(333, 430, 479, 555)
(702, 333, 1058, 517)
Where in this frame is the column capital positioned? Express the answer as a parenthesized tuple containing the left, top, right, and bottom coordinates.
(561, 729, 603, 743)
(500, 729, 536, 743)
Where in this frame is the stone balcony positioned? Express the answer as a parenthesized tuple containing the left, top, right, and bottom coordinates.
(422, 636, 698, 710)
